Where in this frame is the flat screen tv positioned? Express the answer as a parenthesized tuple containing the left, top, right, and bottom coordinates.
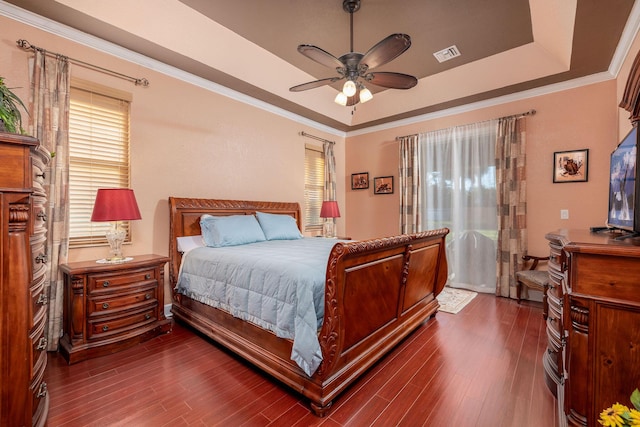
(607, 125, 640, 234)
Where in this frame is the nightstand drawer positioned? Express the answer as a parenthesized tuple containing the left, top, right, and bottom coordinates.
(88, 267, 157, 294)
(88, 285, 157, 316)
(87, 307, 157, 340)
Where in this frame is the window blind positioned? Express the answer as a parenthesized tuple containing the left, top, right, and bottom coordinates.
(304, 145, 325, 232)
(68, 85, 131, 247)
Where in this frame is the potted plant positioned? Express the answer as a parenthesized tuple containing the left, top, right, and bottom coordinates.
(0, 77, 28, 134)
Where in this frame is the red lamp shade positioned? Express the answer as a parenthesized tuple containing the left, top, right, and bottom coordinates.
(320, 201, 341, 219)
(91, 188, 142, 222)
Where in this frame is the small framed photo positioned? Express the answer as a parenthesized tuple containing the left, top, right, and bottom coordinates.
(374, 176, 394, 194)
(553, 149, 589, 183)
(351, 172, 369, 190)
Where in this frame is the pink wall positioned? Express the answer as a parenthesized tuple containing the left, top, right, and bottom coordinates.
(4, 10, 640, 301)
(0, 15, 346, 303)
(345, 81, 619, 257)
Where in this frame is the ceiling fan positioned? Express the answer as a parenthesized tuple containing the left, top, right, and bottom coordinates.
(289, 0, 418, 107)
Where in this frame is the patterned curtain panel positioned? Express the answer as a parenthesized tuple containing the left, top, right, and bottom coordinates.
(398, 134, 421, 234)
(323, 141, 337, 225)
(495, 116, 527, 298)
(29, 50, 71, 350)
(323, 141, 336, 200)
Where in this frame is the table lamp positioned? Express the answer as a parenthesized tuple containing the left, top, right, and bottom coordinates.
(91, 188, 141, 262)
(319, 200, 340, 238)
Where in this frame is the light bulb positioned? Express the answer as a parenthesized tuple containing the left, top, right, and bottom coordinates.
(334, 91, 348, 106)
(360, 86, 373, 103)
(342, 80, 357, 97)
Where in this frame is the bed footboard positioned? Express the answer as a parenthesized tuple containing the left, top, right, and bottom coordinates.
(308, 229, 449, 415)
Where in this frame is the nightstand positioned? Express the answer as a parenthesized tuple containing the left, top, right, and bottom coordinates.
(59, 254, 172, 364)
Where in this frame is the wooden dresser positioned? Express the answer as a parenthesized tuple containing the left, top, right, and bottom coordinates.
(545, 229, 640, 426)
(0, 132, 51, 427)
(59, 254, 171, 363)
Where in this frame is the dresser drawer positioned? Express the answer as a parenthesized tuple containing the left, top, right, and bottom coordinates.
(573, 254, 640, 304)
(31, 196, 47, 231)
(29, 352, 48, 423)
(88, 267, 157, 294)
(87, 307, 157, 340)
(28, 316, 48, 379)
(30, 273, 47, 326)
(88, 284, 157, 317)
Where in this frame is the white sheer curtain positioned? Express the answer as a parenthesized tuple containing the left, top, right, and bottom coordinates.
(420, 121, 498, 293)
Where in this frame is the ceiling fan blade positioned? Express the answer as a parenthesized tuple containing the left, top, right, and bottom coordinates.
(289, 77, 342, 92)
(368, 72, 418, 89)
(297, 45, 344, 69)
(360, 34, 411, 70)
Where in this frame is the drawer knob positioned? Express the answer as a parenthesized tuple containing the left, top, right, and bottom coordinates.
(35, 253, 48, 264)
(102, 281, 110, 287)
(36, 294, 48, 305)
(145, 314, 151, 320)
(36, 172, 46, 179)
(37, 211, 47, 221)
(36, 382, 48, 398)
(145, 273, 151, 280)
(36, 337, 47, 351)
(102, 325, 109, 332)
(145, 293, 151, 300)
(102, 303, 109, 309)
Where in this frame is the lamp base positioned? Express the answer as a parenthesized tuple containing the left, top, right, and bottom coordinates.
(323, 220, 336, 238)
(104, 221, 128, 262)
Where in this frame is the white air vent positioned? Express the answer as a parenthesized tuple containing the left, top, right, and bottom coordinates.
(433, 45, 461, 63)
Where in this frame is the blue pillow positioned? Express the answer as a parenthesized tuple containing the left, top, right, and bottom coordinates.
(200, 214, 266, 247)
(256, 211, 303, 240)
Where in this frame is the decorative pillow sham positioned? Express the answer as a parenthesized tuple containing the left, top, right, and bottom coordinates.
(176, 235, 205, 253)
(200, 214, 266, 247)
(256, 211, 303, 240)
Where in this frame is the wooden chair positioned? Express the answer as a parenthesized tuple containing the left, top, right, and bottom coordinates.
(515, 255, 550, 318)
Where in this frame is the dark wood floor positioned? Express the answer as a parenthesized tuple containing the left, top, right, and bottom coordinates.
(45, 294, 559, 426)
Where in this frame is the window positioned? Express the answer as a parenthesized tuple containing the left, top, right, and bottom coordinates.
(68, 81, 132, 247)
(304, 144, 324, 232)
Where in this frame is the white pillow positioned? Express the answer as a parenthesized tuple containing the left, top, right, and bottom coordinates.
(176, 235, 205, 253)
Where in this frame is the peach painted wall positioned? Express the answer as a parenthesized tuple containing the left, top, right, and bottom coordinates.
(345, 80, 618, 257)
(0, 15, 346, 303)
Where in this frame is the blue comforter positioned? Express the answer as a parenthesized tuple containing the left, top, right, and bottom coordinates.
(176, 237, 340, 376)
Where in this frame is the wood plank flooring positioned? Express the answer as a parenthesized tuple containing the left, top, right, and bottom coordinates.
(45, 294, 559, 426)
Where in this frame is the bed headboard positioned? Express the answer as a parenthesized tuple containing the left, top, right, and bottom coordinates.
(168, 197, 302, 287)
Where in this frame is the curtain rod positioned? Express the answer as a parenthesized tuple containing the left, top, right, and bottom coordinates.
(16, 39, 150, 87)
(299, 131, 335, 145)
(395, 109, 537, 141)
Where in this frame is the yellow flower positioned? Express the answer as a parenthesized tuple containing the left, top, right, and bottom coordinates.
(599, 403, 630, 427)
(628, 409, 640, 426)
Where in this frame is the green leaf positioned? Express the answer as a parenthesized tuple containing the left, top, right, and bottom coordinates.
(631, 388, 640, 411)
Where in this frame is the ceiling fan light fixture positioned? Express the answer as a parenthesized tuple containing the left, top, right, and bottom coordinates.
(359, 85, 373, 103)
(342, 79, 357, 97)
(334, 91, 348, 106)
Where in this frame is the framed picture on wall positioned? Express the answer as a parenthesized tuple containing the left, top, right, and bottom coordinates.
(374, 176, 394, 194)
(553, 149, 589, 183)
(351, 172, 369, 190)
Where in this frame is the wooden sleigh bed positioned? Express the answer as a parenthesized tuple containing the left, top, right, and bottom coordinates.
(168, 197, 449, 416)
